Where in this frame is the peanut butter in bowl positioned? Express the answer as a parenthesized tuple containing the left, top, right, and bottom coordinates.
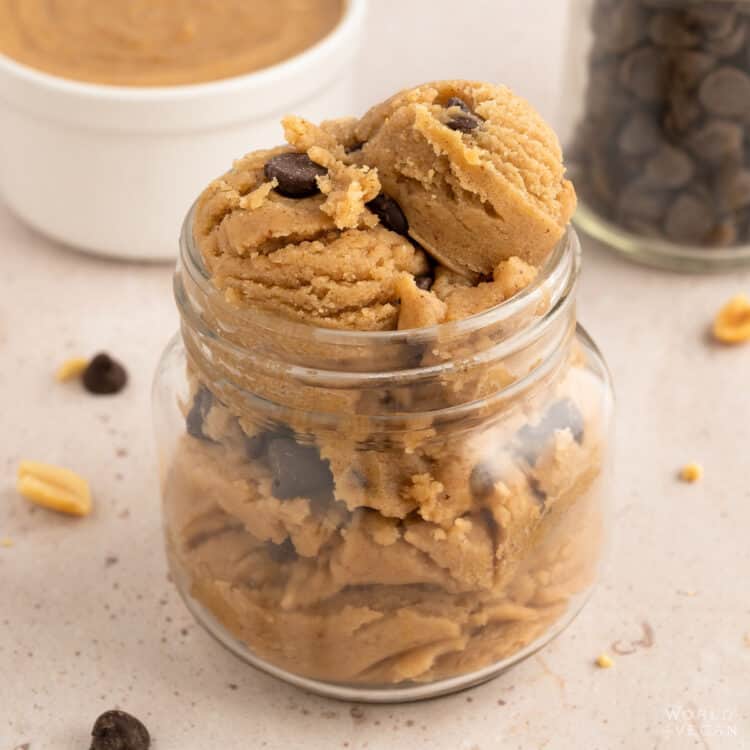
(0, 0, 344, 87)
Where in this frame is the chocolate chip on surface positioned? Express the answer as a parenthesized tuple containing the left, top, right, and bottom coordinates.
(414, 274, 434, 291)
(446, 114, 481, 133)
(445, 96, 472, 113)
(366, 193, 409, 236)
(267, 437, 333, 500)
(516, 399, 585, 465)
(90, 710, 150, 750)
(82, 353, 127, 395)
(186, 386, 214, 441)
(264, 152, 327, 198)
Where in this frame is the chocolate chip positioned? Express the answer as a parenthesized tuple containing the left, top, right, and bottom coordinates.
(186, 386, 214, 441)
(686, 120, 744, 165)
(670, 51, 716, 91)
(617, 179, 672, 222)
(699, 67, 750, 118)
(596, 2, 648, 53)
(414, 274, 434, 291)
(90, 710, 150, 750)
(267, 537, 298, 564)
(705, 22, 746, 58)
(445, 96, 472, 113)
(82, 353, 127, 395)
(648, 13, 701, 47)
(345, 141, 365, 154)
(516, 399, 584, 465)
(446, 114, 481, 133)
(687, 4, 737, 39)
(264, 152, 327, 198)
(644, 145, 695, 189)
(366, 193, 409, 235)
(244, 432, 269, 459)
(266, 437, 333, 500)
(664, 193, 715, 243)
(620, 46, 669, 101)
(617, 111, 662, 156)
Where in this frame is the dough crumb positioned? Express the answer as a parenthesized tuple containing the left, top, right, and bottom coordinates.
(595, 653, 614, 669)
(713, 294, 750, 344)
(679, 463, 703, 483)
(55, 356, 89, 382)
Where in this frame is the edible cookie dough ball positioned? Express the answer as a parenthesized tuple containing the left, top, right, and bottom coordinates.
(354, 81, 577, 277)
(193, 143, 431, 331)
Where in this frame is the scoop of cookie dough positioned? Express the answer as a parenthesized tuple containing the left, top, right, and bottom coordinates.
(193, 81, 574, 332)
(193, 143, 430, 331)
(354, 80, 576, 276)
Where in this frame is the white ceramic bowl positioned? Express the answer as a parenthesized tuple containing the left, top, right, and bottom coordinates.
(0, 0, 365, 261)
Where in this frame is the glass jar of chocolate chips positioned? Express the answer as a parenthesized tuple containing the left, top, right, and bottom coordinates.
(562, 0, 750, 270)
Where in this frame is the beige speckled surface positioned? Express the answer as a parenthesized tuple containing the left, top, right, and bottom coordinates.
(2, 1, 750, 748)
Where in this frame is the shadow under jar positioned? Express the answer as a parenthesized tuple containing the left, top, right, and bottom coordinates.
(562, 0, 750, 270)
(152, 208, 614, 702)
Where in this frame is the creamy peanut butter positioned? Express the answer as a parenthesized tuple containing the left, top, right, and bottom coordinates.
(0, 0, 344, 86)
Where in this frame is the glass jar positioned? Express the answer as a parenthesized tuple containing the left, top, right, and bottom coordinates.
(561, 0, 750, 271)
(152, 207, 614, 702)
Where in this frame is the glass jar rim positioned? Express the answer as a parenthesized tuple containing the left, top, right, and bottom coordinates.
(177, 200, 580, 349)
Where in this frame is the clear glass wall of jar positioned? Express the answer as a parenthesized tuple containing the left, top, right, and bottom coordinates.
(561, 0, 750, 271)
(152, 208, 614, 702)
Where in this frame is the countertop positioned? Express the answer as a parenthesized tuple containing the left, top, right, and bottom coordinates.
(2, 2, 750, 748)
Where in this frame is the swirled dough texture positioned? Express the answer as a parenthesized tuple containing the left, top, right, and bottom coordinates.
(169, 82, 603, 686)
(0, 0, 343, 86)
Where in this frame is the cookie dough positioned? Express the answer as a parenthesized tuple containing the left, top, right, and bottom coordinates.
(166, 81, 606, 687)
(0, 0, 343, 86)
(355, 81, 577, 276)
(193, 103, 551, 331)
(166, 365, 604, 684)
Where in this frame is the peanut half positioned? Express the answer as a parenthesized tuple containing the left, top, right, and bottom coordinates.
(55, 356, 90, 382)
(17, 461, 92, 516)
(713, 294, 750, 344)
